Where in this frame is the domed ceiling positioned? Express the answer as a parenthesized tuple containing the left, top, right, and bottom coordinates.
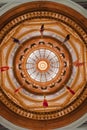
(0, 0, 87, 130)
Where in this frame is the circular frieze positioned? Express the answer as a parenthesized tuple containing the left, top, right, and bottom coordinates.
(13, 37, 72, 94)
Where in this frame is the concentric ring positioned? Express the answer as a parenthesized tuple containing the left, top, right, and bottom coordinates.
(26, 48, 59, 82)
(13, 36, 72, 94)
(0, 2, 87, 126)
(37, 60, 48, 71)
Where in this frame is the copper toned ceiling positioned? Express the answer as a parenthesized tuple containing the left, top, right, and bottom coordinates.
(0, 1, 87, 130)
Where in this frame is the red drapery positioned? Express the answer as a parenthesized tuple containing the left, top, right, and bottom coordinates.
(73, 60, 84, 67)
(14, 86, 22, 93)
(40, 24, 44, 38)
(0, 66, 10, 72)
(66, 86, 75, 95)
(43, 96, 48, 107)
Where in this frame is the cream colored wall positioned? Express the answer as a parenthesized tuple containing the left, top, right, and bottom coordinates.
(0, 114, 87, 130)
(0, 0, 87, 17)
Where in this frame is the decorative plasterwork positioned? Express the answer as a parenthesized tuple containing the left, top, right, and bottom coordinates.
(14, 36, 72, 95)
(0, 1, 87, 129)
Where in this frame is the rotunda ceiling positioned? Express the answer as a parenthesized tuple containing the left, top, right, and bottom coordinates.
(0, 1, 87, 129)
